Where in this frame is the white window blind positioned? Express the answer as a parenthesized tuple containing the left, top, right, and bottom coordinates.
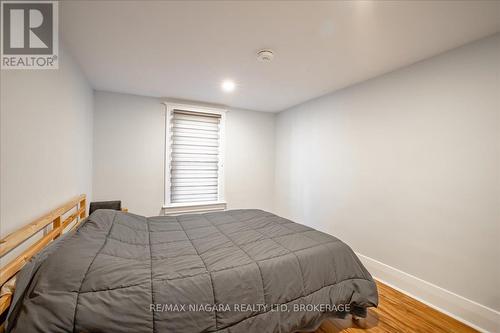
(168, 110, 222, 204)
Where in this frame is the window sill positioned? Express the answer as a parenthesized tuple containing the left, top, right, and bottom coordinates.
(162, 201, 227, 215)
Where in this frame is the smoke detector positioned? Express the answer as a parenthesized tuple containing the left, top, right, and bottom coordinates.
(257, 49, 274, 63)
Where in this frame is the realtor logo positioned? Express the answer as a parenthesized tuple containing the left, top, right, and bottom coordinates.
(1, 1, 58, 69)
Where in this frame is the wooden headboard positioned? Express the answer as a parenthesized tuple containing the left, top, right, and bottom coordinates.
(0, 194, 87, 322)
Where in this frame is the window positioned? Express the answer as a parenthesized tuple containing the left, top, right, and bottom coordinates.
(163, 103, 226, 214)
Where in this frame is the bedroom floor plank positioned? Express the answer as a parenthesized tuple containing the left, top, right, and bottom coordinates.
(314, 280, 478, 333)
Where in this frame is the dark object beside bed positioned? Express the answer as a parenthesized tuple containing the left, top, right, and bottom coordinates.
(89, 200, 121, 214)
(7, 209, 378, 333)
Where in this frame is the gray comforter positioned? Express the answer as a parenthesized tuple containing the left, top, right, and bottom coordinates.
(7, 209, 378, 333)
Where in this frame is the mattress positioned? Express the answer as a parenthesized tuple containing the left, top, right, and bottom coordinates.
(7, 209, 378, 332)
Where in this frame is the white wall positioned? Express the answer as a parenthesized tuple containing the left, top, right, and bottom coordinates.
(93, 91, 275, 216)
(274, 34, 500, 328)
(0, 47, 94, 240)
(93, 92, 165, 216)
(225, 109, 275, 212)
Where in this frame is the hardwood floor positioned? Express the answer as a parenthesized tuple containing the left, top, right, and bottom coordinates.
(314, 281, 478, 333)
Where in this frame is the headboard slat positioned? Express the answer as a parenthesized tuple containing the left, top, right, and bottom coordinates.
(0, 194, 87, 320)
(0, 194, 86, 258)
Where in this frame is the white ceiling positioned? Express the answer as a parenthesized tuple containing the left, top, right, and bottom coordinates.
(61, 1, 500, 112)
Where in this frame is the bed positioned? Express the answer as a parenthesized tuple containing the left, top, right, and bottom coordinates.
(1, 196, 378, 332)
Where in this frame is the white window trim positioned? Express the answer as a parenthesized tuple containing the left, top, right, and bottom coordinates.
(162, 102, 227, 214)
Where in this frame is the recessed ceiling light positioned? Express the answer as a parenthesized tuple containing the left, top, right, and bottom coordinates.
(221, 80, 236, 92)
